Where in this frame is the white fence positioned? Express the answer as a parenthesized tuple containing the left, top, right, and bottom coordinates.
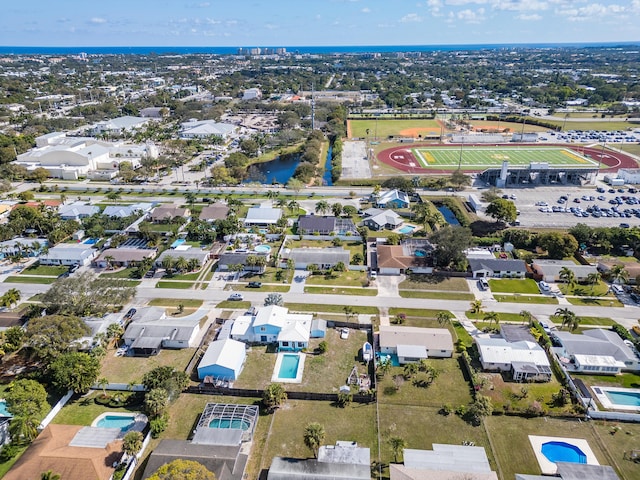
(38, 389, 73, 430)
(121, 430, 153, 480)
(588, 411, 640, 423)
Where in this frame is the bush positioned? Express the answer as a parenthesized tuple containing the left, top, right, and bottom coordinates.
(150, 414, 169, 438)
(318, 341, 328, 354)
(0, 443, 20, 462)
(94, 395, 112, 406)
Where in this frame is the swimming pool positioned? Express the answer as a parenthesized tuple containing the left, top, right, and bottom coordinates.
(0, 400, 12, 417)
(96, 415, 136, 432)
(592, 386, 640, 411)
(541, 441, 587, 464)
(254, 244, 272, 253)
(82, 238, 99, 245)
(398, 225, 416, 235)
(170, 238, 186, 249)
(415, 249, 427, 258)
(209, 417, 251, 431)
(271, 352, 305, 383)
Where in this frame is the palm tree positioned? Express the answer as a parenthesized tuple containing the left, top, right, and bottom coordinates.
(106, 191, 121, 204)
(103, 255, 115, 270)
(162, 255, 176, 274)
(519, 310, 532, 326)
(609, 264, 628, 285)
(187, 258, 201, 272)
(97, 377, 109, 397)
(554, 307, 577, 330)
(3, 288, 21, 308)
(262, 383, 287, 412)
(122, 430, 144, 457)
(303, 422, 325, 458)
(559, 267, 576, 289)
(184, 192, 197, 208)
(287, 200, 299, 215)
(175, 256, 189, 273)
(144, 388, 168, 419)
(436, 311, 454, 326)
(106, 323, 124, 346)
(483, 311, 499, 329)
(9, 414, 39, 444)
(586, 272, 601, 293)
(470, 299, 483, 314)
(388, 436, 408, 463)
(331, 203, 343, 217)
(315, 200, 330, 215)
(266, 190, 280, 207)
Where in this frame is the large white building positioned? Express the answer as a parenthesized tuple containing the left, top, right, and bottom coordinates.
(179, 120, 237, 140)
(15, 132, 158, 180)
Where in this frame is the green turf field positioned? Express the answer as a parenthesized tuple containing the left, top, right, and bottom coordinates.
(349, 118, 442, 139)
(414, 146, 599, 170)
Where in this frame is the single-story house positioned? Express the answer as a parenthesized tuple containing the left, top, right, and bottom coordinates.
(150, 205, 191, 223)
(375, 190, 410, 209)
(475, 336, 552, 382)
(597, 260, 640, 284)
(362, 209, 404, 231)
(268, 441, 370, 480)
(3, 424, 122, 480)
(93, 247, 157, 268)
(155, 247, 210, 268)
(553, 329, 640, 374)
(390, 445, 498, 480)
(199, 203, 230, 222)
(102, 202, 153, 218)
(0, 237, 48, 258)
(376, 241, 434, 275)
(468, 258, 527, 278)
(531, 259, 597, 283)
(197, 338, 246, 381)
(123, 307, 201, 356)
(58, 202, 100, 221)
(143, 403, 257, 480)
(244, 206, 282, 226)
(379, 326, 453, 364)
(230, 305, 312, 351)
(297, 215, 337, 235)
(218, 251, 269, 273)
(515, 463, 620, 480)
(311, 319, 327, 338)
(281, 247, 350, 270)
(39, 243, 97, 266)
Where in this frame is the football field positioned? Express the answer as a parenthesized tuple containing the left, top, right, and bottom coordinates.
(412, 146, 599, 170)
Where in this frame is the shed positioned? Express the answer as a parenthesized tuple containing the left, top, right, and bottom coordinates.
(311, 319, 327, 338)
(197, 339, 247, 381)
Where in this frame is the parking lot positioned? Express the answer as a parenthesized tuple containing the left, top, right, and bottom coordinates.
(484, 183, 640, 228)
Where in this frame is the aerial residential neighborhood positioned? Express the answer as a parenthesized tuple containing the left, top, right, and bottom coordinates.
(1, 24, 640, 480)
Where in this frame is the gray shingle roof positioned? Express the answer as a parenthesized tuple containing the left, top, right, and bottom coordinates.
(468, 258, 527, 273)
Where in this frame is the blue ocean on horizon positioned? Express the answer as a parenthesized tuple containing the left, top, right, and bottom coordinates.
(0, 42, 638, 56)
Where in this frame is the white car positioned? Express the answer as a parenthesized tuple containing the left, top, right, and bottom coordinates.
(369, 271, 377, 280)
(340, 328, 350, 339)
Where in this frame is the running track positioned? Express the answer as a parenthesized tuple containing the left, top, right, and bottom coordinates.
(376, 143, 638, 174)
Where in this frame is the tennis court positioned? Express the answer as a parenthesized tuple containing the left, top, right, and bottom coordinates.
(407, 146, 598, 171)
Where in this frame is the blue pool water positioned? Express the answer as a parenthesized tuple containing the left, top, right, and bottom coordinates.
(209, 417, 251, 431)
(82, 238, 98, 245)
(541, 442, 587, 464)
(278, 354, 300, 379)
(436, 205, 461, 226)
(255, 244, 272, 253)
(376, 353, 400, 367)
(0, 401, 12, 417)
(603, 389, 640, 407)
(170, 238, 186, 249)
(97, 415, 136, 432)
(399, 225, 416, 234)
(415, 249, 427, 258)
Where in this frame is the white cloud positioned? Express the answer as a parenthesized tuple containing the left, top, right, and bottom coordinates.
(361, 7, 371, 13)
(89, 17, 107, 25)
(492, 0, 549, 12)
(556, 2, 629, 21)
(265, 23, 279, 30)
(446, 0, 488, 5)
(516, 13, 543, 20)
(400, 13, 424, 22)
(427, 0, 445, 16)
(457, 7, 486, 22)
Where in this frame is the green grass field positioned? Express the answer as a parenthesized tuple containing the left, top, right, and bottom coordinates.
(349, 118, 442, 139)
(413, 146, 598, 170)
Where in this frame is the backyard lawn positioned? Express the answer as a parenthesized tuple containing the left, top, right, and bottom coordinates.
(99, 347, 196, 384)
(260, 400, 378, 470)
(489, 279, 540, 294)
(52, 391, 143, 426)
(485, 415, 615, 480)
(377, 356, 473, 407)
(591, 420, 640, 480)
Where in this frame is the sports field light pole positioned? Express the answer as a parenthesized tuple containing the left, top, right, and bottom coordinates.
(599, 141, 606, 172)
(458, 137, 464, 170)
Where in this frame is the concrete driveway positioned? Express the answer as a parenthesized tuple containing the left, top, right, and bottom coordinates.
(376, 274, 403, 297)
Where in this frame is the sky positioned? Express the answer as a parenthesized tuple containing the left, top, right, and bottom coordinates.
(1, 0, 639, 47)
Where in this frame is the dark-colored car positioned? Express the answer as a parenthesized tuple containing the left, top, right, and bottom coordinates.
(124, 308, 137, 319)
(247, 282, 262, 288)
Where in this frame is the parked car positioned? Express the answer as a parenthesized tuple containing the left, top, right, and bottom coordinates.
(228, 293, 244, 301)
(69, 264, 80, 273)
(340, 328, 350, 339)
(124, 308, 137, 320)
(247, 282, 262, 288)
(369, 271, 377, 280)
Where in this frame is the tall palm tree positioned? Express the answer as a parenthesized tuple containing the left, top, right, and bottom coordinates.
(388, 436, 408, 463)
(266, 190, 280, 207)
(554, 307, 577, 330)
(303, 422, 325, 458)
(559, 267, 576, 289)
(519, 310, 532, 326)
(162, 256, 176, 274)
(483, 311, 499, 329)
(187, 258, 201, 272)
(9, 414, 39, 444)
(609, 264, 628, 285)
(436, 311, 454, 326)
(103, 255, 115, 270)
(315, 200, 330, 215)
(586, 272, 602, 293)
(40, 471, 61, 480)
(175, 256, 189, 273)
(287, 200, 299, 215)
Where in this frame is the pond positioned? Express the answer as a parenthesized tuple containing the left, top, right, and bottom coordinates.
(436, 204, 461, 226)
(245, 153, 301, 185)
